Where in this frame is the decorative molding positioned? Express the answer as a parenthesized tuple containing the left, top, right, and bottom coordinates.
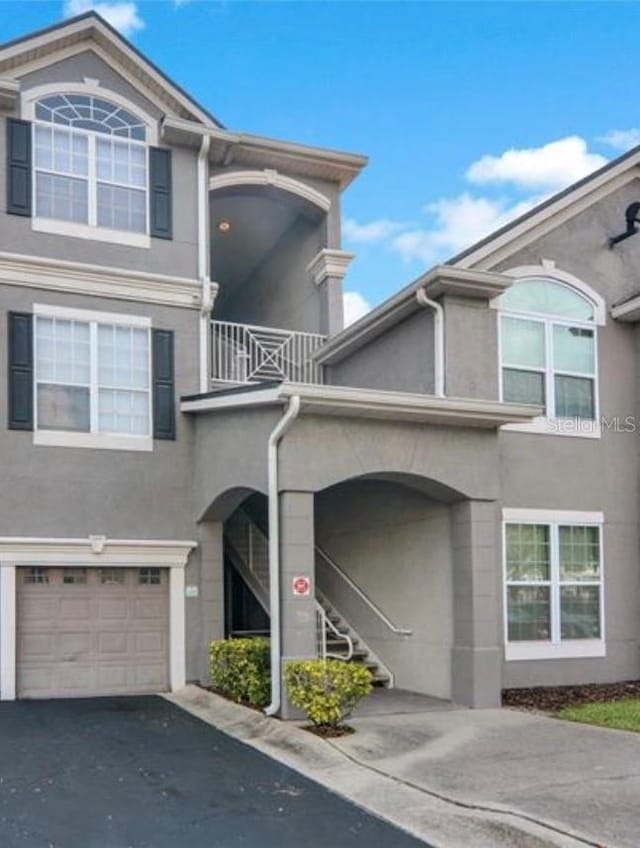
(32, 218, 151, 249)
(0, 536, 197, 567)
(21, 80, 159, 145)
(34, 302, 151, 326)
(502, 508, 603, 524)
(306, 248, 354, 286)
(209, 168, 331, 211)
(0, 19, 216, 127)
(0, 251, 207, 310)
(492, 263, 607, 325)
(0, 77, 19, 110)
(423, 267, 512, 300)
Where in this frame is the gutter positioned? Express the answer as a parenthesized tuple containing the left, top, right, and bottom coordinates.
(264, 395, 301, 717)
(416, 288, 445, 397)
(197, 134, 214, 394)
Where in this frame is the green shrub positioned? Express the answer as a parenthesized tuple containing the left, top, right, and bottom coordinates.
(284, 659, 373, 728)
(209, 637, 271, 708)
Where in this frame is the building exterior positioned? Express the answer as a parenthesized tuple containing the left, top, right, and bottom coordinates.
(1, 12, 639, 714)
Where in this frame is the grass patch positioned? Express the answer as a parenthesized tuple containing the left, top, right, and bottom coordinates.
(559, 698, 640, 732)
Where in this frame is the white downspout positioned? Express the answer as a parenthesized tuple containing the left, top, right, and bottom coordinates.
(416, 287, 445, 397)
(197, 134, 213, 394)
(264, 395, 301, 716)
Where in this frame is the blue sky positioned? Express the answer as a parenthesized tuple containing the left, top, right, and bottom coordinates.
(4, 1, 640, 322)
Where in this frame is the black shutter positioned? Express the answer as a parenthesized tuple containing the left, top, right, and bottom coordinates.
(6, 118, 32, 217)
(8, 312, 33, 430)
(152, 329, 175, 440)
(149, 147, 172, 239)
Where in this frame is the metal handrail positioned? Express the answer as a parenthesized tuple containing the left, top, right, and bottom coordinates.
(315, 545, 413, 636)
(315, 601, 354, 660)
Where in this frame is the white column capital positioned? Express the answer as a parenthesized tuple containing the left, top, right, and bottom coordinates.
(306, 249, 355, 287)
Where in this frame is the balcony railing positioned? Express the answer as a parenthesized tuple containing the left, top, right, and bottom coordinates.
(211, 320, 326, 386)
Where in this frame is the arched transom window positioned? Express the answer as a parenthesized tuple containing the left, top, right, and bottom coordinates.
(499, 277, 598, 421)
(33, 94, 148, 233)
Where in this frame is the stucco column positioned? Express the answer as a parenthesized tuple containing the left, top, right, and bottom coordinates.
(306, 249, 354, 337)
(451, 500, 502, 707)
(279, 490, 317, 719)
(196, 521, 225, 683)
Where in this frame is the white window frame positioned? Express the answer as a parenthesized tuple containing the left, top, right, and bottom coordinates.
(502, 508, 605, 661)
(23, 84, 154, 249)
(33, 303, 152, 452)
(497, 278, 602, 439)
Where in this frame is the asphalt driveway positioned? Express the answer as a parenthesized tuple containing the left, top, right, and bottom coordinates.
(0, 696, 429, 848)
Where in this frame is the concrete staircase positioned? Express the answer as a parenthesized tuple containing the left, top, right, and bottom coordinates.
(224, 509, 392, 687)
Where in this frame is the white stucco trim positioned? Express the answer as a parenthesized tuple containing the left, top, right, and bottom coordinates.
(21, 80, 159, 145)
(209, 169, 331, 212)
(491, 263, 607, 325)
(169, 566, 186, 690)
(502, 508, 604, 524)
(32, 218, 151, 249)
(505, 640, 606, 661)
(33, 430, 153, 452)
(0, 251, 204, 309)
(0, 567, 16, 701)
(306, 249, 354, 286)
(0, 537, 196, 700)
(33, 302, 151, 326)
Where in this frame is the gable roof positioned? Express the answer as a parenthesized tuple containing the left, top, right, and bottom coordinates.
(318, 142, 640, 362)
(450, 143, 640, 269)
(0, 11, 223, 127)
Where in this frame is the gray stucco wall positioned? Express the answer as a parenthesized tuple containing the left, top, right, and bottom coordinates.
(215, 215, 327, 334)
(483, 182, 640, 688)
(329, 310, 436, 394)
(315, 480, 453, 698)
(1, 51, 200, 279)
(0, 284, 199, 540)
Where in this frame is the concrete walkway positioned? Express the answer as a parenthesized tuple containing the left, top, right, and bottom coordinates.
(168, 685, 637, 848)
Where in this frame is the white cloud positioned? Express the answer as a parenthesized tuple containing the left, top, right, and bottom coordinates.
(343, 291, 372, 326)
(63, 0, 144, 37)
(392, 193, 543, 265)
(598, 128, 640, 152)
(343, 217, 405, 244)
(466, 136, 606, 192)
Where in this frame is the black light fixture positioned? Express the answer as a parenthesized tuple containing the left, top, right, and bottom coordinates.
(609, 202, 640, 247)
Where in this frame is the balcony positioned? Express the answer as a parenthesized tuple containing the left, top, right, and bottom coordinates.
(211, 320, 326, 387)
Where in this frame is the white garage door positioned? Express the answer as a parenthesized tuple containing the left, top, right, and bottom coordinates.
(17, 566, 169, 699)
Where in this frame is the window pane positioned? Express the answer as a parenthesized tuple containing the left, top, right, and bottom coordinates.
(36, 172, 88, 223)
(503, 369, 545, 406)
(101, 568, 125, 585)
(36, 317, 91, 385)
(560, 586, 601, 639)
(553, 325, 595, 374)
(63, 568, 87, 585)
(500, 278, 594, 320)
(554, 375, 595, 419)
(501, 317, 545, 367)
(507, 586, 551, 641)
(24, 567, 49, 585)
(506, 524, 550, 581)
(97, 183, 146, 233)
(139, 568, 161, 585)
(559, 526, 600, 580)
(98, 389, 149, 435)
(37, 384, 90, 432)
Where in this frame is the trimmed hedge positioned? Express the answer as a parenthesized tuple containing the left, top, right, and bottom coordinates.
(284, 659, 373, 728)
(209, 637, 270, 708)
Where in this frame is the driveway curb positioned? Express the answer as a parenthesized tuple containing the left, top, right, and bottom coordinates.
(164, 686, 602, 848)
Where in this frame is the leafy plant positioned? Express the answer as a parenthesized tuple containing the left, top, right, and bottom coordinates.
(284, 659, 373, 728)
(209, 637, 271, 708)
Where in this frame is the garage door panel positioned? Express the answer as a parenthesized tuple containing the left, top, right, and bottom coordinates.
(17, 567, 170, 699)
(20, 633, 55, 659)
(97, 598, 129, 620)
